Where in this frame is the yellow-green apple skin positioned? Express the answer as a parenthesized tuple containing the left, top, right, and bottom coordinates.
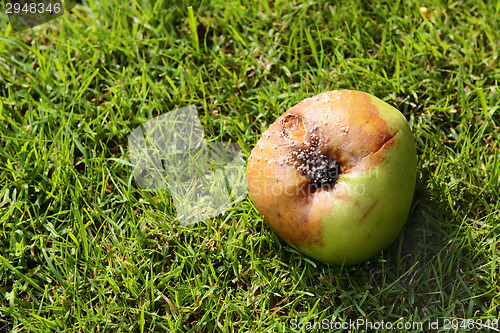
(246, 90, 417, 265)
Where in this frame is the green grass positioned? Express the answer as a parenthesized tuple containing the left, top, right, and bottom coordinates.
(0, 0, 499, 331)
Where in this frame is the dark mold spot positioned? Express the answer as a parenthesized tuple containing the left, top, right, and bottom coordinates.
(293, 148, 341, 192)
(281, 114, 342, 193)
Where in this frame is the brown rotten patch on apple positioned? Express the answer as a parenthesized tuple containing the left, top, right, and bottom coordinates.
(247, 90, 397, 249)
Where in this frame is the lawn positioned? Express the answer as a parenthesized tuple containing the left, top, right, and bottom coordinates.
(0, 0, 499, 332)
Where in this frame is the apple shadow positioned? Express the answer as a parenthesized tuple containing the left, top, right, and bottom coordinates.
(385, 183, 449, 269)
(370, 177, 483, 319)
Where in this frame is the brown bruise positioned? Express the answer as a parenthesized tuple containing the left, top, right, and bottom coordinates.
(247, 90, 398, 248)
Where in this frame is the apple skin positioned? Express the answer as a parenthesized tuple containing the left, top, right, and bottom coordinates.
(246, 90, 417, 265)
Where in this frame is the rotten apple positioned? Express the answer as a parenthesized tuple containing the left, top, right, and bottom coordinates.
(246, 90, 417, 265)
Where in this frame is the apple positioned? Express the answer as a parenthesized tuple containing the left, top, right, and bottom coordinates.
(246, 90, 417, 265)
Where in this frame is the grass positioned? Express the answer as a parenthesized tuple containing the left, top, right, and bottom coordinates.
(0, 0, 499, 331)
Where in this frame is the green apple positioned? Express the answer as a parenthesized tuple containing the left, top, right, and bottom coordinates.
(246, 90, 417, 265)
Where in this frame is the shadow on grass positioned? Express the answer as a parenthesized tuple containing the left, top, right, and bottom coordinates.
(0, 316, 12, 333)
(386, 183, 449, 271)
(360, 179, 482, 319)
